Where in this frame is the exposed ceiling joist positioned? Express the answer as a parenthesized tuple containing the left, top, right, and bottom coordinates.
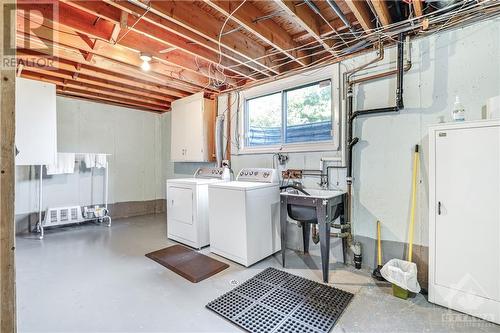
(22, 70, 169, 112)
(369, 0, 392, 27)
(413, 0, 424, 17)
(16, 34, 201, 96)
(344, 0, 375, 33)
(22, 68, 169, 108)
(64, 0, 257, 83)
(203, 0, 311, 68)
(20, 3, 242, 88)
(20, 62, 175, 102)
(16, 16, 215, 91)
(117, 0, 279, 76)
(273, 0, 338, 58)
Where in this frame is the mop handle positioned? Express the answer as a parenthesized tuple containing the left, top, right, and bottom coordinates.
(407, 145, 419, 262)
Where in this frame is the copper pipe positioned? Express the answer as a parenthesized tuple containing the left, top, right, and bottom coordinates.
(350, 36, 412, 85)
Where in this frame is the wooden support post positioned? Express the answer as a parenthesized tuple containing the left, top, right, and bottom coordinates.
(0, 0, 17, 331)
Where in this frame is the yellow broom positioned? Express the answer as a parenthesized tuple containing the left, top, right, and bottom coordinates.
(407, 145, 419, 262)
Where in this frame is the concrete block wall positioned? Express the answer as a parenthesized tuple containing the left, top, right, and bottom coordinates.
(15, 97, 167, 232)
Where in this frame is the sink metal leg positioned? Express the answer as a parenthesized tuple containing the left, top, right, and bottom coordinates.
(302, 222, 310, 254)
(317, 203, 330, 283)
(280, 196, 288, 267)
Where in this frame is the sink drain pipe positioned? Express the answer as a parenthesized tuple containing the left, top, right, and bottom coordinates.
(345, 33, 409, 268)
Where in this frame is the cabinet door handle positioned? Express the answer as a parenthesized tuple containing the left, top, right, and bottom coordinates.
(438, 201, 442, 215)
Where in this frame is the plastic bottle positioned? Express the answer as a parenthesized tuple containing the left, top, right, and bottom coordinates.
(452, 96, 465, 121)
(222, 166, 231, 181)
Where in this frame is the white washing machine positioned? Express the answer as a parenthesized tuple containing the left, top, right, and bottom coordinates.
(166, 167, 227, 249)
(208, 168, 281, 267)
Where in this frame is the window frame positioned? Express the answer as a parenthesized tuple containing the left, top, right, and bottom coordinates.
(239, 69, 340, 154)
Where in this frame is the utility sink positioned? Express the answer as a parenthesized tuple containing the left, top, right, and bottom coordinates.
(281, 188, 346, 199)
(281, 189, 346, 223)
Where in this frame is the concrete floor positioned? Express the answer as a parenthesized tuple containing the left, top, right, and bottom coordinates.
(16, 214, 499, 333)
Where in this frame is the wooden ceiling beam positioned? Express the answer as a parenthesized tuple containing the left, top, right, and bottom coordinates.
(16, 22, 212, 92)
(413, 0, 424, 17)
(58, 88, 168, 113)
(19, 62, 174, 103)
(369, 0, 392, 27)
(102, 0, 271, 80)
(21, 69, 169, 108)
(64, 1, 257, 82)
(22, 70, 169, 112)
(17, 2, 113, 41)
(117, 0, 278, 76)
(344, 0, 375, 33)
(273, 0, 338, 58)
(319, 13, 359, 37)
(59, 92, 168, 113)
(203, 0, 310, 68)
(18, 50, 189, 99)
(17, 5, 235, 88)
(16, 35, 200, 96)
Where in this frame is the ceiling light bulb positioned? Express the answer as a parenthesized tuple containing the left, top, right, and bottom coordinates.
(139, 53, 152, 62)
(141, 60, 151, 71)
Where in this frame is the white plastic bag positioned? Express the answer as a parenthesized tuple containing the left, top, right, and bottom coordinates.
(380, 258, 421, 293)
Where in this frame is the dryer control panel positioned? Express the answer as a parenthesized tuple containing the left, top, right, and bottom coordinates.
(236, 168, 278, 183)
(195, 167, 225, 178)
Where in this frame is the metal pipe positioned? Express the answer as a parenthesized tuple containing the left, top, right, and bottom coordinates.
(350, 37, 412, 85)
(330, 232, 350, 238)
(331, 223, 351, 230)
(344, 33, 406, 253)
(342, 42, 384, 100)
(38, 165, 44, 239)
(304, 0, 321, 15)
(325, 0, 357, 35)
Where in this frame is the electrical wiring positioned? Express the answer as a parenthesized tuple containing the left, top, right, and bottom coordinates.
(223, 0, 494, 73)
(115, 3, 151, 44)
(219, 0, 499, 84)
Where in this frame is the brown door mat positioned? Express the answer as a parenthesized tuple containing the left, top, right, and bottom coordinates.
(145, 245, 229, 283)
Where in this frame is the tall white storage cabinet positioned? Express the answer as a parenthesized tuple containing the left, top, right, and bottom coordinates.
(15, 78, 57, 165)
(170, 92, 215, 162)
(429, 120, 500, 324)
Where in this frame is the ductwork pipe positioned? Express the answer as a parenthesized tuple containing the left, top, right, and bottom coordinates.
(325, 0, 358, 36)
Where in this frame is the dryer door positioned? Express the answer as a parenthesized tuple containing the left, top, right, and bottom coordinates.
(168, 186, 193, 225)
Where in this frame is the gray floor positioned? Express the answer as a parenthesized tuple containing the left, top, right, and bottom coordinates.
(16, 214, 499, 333)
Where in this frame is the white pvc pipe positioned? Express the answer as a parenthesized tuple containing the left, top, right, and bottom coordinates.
(39, 165, 43, 238)
(105, 161, 109, 210)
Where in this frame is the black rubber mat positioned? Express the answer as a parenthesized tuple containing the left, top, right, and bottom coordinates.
(206, 267, 353, 333)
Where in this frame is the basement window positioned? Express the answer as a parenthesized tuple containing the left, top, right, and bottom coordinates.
(243, 80, 335, 152)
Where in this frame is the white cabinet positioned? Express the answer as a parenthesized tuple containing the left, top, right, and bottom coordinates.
(15, 78, 57, 165)
(429, 120, 500, 325)
(170, 92, 215, 162)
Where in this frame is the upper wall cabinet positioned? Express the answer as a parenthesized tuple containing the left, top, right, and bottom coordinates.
(171, 92, 215, 162)
(15, 78, 57, 166)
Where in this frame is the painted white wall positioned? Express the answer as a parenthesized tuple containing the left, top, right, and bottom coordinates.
(218, 19, 500, 247)
(15, 97, 166, 214)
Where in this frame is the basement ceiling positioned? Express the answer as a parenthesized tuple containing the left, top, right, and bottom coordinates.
(16, 0, 500, 113)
